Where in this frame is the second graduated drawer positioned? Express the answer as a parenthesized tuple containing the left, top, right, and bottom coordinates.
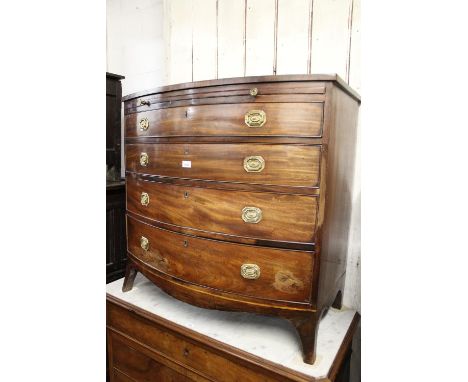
(125, 143, 321, 188)
(127, 174, 318, 244)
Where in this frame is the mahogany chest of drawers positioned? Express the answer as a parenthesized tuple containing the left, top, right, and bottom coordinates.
(121, 74, 360, 365)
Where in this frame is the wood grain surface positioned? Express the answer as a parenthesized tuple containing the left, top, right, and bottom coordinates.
(112, 334, 197, 381)
(125, 102, 323, 138)
(125, 143, 321, 188)
(126, 173, 318, 244)
(127, 216, 314, 303)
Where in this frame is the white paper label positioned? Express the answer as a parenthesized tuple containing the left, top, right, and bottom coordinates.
(182, 160, 192, 168)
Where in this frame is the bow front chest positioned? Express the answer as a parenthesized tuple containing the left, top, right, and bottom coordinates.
(122, 75, 360, 365)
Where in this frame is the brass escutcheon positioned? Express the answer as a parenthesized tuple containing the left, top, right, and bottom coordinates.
(249, 87, 258, 96)
(140, 192, 149, 206)
(140, 152, 149, 166)
(241, 264, 261, 279)
(140, 236, 149, 251)
(241, 206, 262, 223)
(245, 110, 266, 127)
(243, 156, 265, 172)
(139, 117, 149, 131)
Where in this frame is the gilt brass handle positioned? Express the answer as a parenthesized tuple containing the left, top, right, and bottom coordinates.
(243, 156, 265, 172)
(140, 152, 149, 166)
(242, 207, 262, 223)
(249, 87, 258, 96)
(140, 192, 149, 206)
(241, 264, 260, 279)
(139, 99, 150, 106)
(140, 236, 149, 251)
(245, 110, 266, 127)
(139, 117, 149, 131)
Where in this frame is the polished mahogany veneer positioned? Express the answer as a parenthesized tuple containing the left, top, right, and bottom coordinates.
(122, 74, 360, 365)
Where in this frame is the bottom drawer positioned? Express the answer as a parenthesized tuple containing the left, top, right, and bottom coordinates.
(127, 216, 314, 303)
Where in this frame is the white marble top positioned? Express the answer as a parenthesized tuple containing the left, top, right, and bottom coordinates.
(107, 274, 356, 378)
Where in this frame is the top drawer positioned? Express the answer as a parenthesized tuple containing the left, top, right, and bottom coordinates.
(124, 81, 326, 111)
(125, 102, 323, 138)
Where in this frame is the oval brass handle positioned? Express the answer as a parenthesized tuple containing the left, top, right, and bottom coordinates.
(139, 99, 150, 106)
(249, 87, 258, 96)
(242, 207, 262, 223)
(241, 264, 260, 279)
(140, 152, 149, 166)
(140, 192, 149, 206)
(139, 117, 149, 131)
(140, 236, 149, 251)
(243, 156, 265, 172)
(245, 110, 266, 127)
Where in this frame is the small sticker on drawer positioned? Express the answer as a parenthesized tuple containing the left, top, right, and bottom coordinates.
(182, 160, 192, 168)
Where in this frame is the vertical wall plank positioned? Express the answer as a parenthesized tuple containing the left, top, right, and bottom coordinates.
(192, 0, 217, 81)
(106, 0, 123, 74)
(245, 0, 276, 76)
(217, 0, 245, 79)
(166, 0, 193, 85)
(276, 0, 310, 75)
(310, 0, 353, 80)
(348, 0, 360, 91)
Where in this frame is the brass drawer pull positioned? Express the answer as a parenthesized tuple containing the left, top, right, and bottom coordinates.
(139, 99, 150, 106)
(249, 87, 258, 96)
(140, 152, 149, 166)
(140, 192, 149, 206)
(241, 264, 260, 279)
(245, 110, 266, 127)
(140, 236, 149, 251)
(242, 207, 262, 223)
(139, 117, 149, 131)
(243, 156, 265, 172)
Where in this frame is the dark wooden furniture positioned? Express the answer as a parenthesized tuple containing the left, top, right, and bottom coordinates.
(107, 181, 127, 283)
(107, 72, 127, 283)
(107, 72, 125, 179)
(121, 74, 360, 364)
(107, 291, 360, 382)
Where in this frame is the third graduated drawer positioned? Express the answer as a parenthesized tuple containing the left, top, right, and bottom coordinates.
(127, 216, 315, 303)
(126, 173, 318, 244)
(126, 143, 321, 189)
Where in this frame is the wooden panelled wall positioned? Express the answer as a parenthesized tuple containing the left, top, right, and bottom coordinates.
(165, 0, 360, 92)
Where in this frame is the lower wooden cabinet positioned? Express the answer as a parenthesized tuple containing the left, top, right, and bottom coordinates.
(107, 294, 358, 382)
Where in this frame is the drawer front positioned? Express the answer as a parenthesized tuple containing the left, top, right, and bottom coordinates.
(125, 102, 323, 138)
(111, 335, 199, 382)
(126, 143, 321, 188)
(127, 175, 318, 243)
(127, 216, 314, 303)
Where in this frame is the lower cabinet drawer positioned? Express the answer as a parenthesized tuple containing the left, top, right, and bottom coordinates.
(107, 305, 284, 382)
(111, 334, 200, 382)
(127, 216, 314, 303)
(125, 143, 321, 189)
(127, 174, 318, 244)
